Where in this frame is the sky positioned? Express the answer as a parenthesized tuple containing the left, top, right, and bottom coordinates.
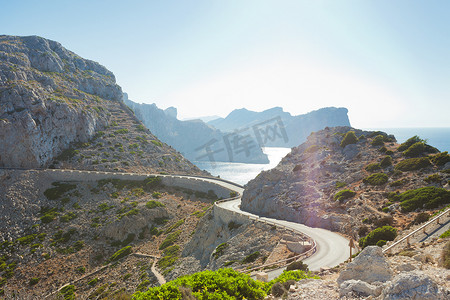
(1, 0, 449, 128)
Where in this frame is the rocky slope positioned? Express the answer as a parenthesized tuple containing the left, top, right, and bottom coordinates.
(124, 94, 269, 164)
(208, 106, 351, 147)
(0, 35, 203, 175)
(241, 126, 450, 239)
(0, 35, 122, 168)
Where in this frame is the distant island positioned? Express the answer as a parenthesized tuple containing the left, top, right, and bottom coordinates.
(123, 94, 269, 164)
(125, 96, 351, 164)
(208, 106, 351, 148)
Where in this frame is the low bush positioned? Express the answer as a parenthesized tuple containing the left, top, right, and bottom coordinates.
(398, 135, 424, 152)
(365, 163, 381, 172)
(242, 251, 260, 264)
(440, 229, 450, 239)
(286, 261, 309, 272)
(109, 246, 132, 262)
(410, 212, 430, 226)
(390, 178, 407, 187)
(145, 200, 164, 209)
(29, 277, 40, 285)
(403, 142, 426, 157)
(424, 173, 442, 183)
(335, 181, 347, 188)
(395, 157, 431, 171)
(44, 182, 77, 200)
(263, 270, 320, 294)
(133, 268, 266, 299)
(152, 192, 162, 199)
(395, 187, 450, 212)
(340, 131, 358, 148)
(159, 231, 181, 250)
(165, 219, 185, 234)
(212, 243, 228, 259)
(334, 189, 356, 202)
(431, 151, 450, 166)
(363, 173, 388, 186)
(359, 226, 397, 248)
(59, 284, 76, 300)
(380, 155, 393, 168)
(371, 135, 385, 146)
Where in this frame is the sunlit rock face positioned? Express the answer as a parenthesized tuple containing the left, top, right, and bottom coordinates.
(0, 35, 122, 167)
(241, 126, 400, 233)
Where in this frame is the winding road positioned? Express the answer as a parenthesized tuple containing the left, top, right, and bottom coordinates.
(2, 167, 355, 280)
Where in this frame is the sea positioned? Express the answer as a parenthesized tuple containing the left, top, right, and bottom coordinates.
(194, 128, 450, 185)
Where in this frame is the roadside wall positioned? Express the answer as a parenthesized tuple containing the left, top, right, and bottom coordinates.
(41, 169, 232, 198)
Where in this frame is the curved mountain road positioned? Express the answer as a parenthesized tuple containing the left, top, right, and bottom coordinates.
(218, 198, 353, 273)
(2, 168, 354, 279)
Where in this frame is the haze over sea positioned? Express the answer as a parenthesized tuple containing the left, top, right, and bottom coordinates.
(195, 127, 450, 185)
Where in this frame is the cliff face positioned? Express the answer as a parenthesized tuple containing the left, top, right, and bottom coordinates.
(0, 35, 122, 168)
(208, 106, 351, 147)
(124, 95, 269, 164)
(241, 126, 450, 237)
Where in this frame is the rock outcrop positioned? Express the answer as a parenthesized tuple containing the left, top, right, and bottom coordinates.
(241, 126, 450, 235)
(337, 246, 393, 284)
(208, 106, 351, 147)
(382, 271, 446, 300)
(0, 35, 123, 168)
(123, 95, 269, 164)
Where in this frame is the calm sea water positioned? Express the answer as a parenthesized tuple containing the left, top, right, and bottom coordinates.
(194, 128, 450, 185)
(193, 147, 291, 185)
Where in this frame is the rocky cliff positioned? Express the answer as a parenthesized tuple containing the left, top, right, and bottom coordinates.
(0, 35, 122, 168)
(241, 126, 450, 238)
(124, 95, 269, 164)
(0, 35, 203, 175)
(208, 106, 351, 147)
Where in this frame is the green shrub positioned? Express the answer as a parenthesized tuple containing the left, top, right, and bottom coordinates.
(60, 212, 77, 222)
(44, 182, 77, 200)
(376, 240, 387, 247)
(29, 277, 40, 285)
(242, 251, 260, 264)
(335, 181, 347, 188)
(159, 231, 181, 250)
(286, 261, 309, 272)
(165, 219, 185, 234)
(363, 173, 388, 186)
(152, 192, 162, 199)
(379, 146, 388, 153)
(396, 187, 450, 212)
(76, 266, 86, 274)
(380, 155, 393, 168)
(365, 163, 381, 172)
(398, 136, 424, 152)
(109, 246, 132, 262)
(371, 135, 385, 146)
(133, 268, 266, 300)
(390, 178, 407, 187)
(59, 284, 76, 300)
(431, 151, 450, 166)
(16, 234, 37, 245)
(440, 229, 450, 239)
(88, 278, 98, 286)
(56, 148, 79, 161)
(114, 128, 129, 134)
(334, 189, 356, 202)
(340, 131, 358, 148)
(264, 270, 320, 294)
(403, 142, 426, 157)
(145, 200, 164, 209)
(424, 173, 442, 183)
(359, 226, 397, 248)
(411, 212, 430, 226)
(151, 140, 163, 147)
(213, 243, 228, 259)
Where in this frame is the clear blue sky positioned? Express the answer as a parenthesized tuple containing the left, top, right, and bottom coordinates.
(1, 0, 449, 127)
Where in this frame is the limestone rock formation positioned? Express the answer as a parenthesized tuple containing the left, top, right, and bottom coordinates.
(0, 35, 122, 168)
(382, 271, 446, 300)
(123, 95, 269, 164)
(208, 106, 351, 147)
(337, 246, 393, 284)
